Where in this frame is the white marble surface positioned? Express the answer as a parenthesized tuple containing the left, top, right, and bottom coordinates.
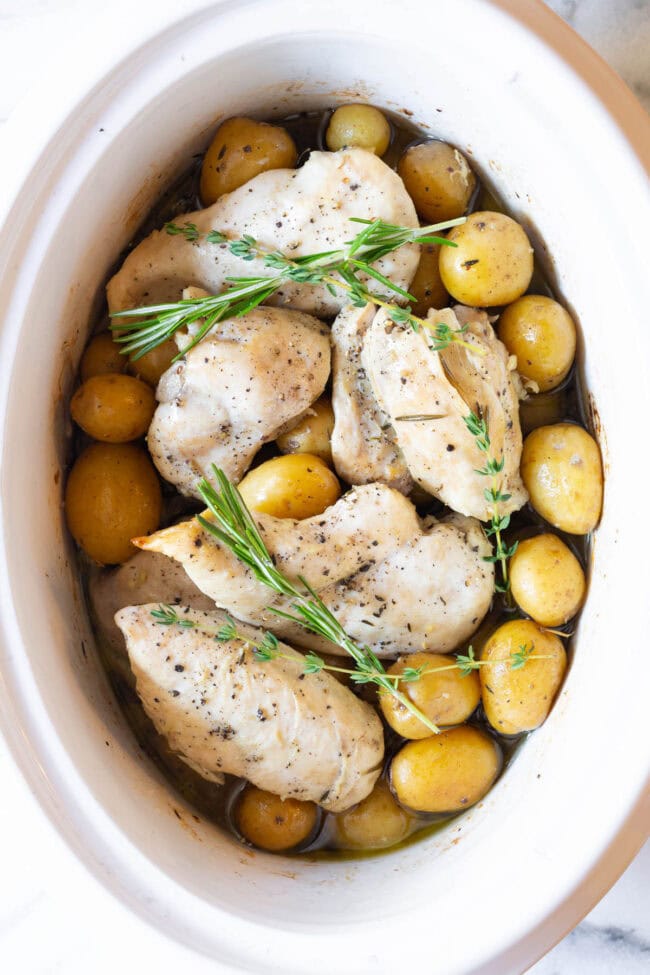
(0, 1, 648, 973)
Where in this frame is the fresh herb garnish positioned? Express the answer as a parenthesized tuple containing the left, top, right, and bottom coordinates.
(110, 216, 473, 361)
(149, 469, 549, 733)
(464, 409, 518, 598)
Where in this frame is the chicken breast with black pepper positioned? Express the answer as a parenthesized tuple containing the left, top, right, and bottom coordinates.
(134, 483, 494, 657)
(148, 297, 330, 497)
(330, 303, 412, 493)
(116, 604, 384, 810)
(107, 148, 419, 319)
(361, 305, 528, 520)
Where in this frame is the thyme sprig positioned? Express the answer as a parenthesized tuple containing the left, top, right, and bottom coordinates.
(193, 466, 442, 734)
(152, 605, 550, 689)
(464, 410, 518, 598)
(110, 216, 471, 361)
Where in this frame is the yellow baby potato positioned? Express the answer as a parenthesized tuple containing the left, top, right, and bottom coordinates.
(510, 533, 586, 626)
(70, 374, 156, 443)
(325, 104, 391, 156)
(390, 726, 501, 814)
(439, 211, 534, 307)
(498, 295, 576, 392)
(409, 243, 449, 317)
(65, 443, 162, 564)
(379, 652, 480, 739)
(335, 779, 411, 851)
(235, 785, 318, 852)
(397, 141, 476, 223)
(238, 453, 341, 519)
(276, 397, 335, 463)
(200, 116, 297, 205)
(521, 423, 603, 534)
(80, 332, 125, 381)
(480, 619, 567, 736)
(519, 389, 567, 435)
(127, 339, 177, 387)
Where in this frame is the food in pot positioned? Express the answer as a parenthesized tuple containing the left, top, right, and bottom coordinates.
(65, 104, 599, 856)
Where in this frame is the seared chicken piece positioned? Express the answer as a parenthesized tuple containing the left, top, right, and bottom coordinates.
(116, 604, 384, 810)
(148, 302, 330, 497)
(330, 304, 413, 493)
(107, 149, 419, 319)
(134, 484, 494, 657)
(361, 305, 528, 520)
(325, 512, 493, 655)
(88, 549, 214, 660)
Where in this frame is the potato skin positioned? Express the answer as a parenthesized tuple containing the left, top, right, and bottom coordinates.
(80, 333, 125, 381)
(325, 104, 391, 156)
(235, 785, 318, 852)
(521, 423, 603, 534)
(334, 779, 411, 850)
(439, 211, 534, 306)
(127, 339, 177, 387)
(498, 295, 576, 392)
(200, 117, 297, 205)
(480, 619, 567, 736)
(276, 397, 334, 463)
(390, 726, 501, 813)
(519, 389, 567, 435)
(510, 533, 586, 626)
(65, 443, 161, 564)
(379, 652, 480, 739)
(409, 243, 449, 317)
(70, 374, 155, 443)
(238, 453, 341, 519)
(397, 141, 476, 224)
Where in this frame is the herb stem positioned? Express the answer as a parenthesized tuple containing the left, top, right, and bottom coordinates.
(111, 216, 473, 362)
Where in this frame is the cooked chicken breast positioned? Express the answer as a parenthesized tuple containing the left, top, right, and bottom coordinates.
(106, 148, 419, 319)
(148, 303, 330, 497)
(325, 512, 494, 655)
(135, 483, 419, 651)
(88, 549, 214, 661)
(330, 303, 413, 493)
(361, 305, 528, 520)
(116, 604, 384, 810)
(134, 484, 494, 657)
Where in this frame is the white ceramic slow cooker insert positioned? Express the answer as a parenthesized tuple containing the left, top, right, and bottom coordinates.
(0, 1, 648, 973)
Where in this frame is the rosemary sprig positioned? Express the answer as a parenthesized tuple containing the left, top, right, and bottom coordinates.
(110, 216, 471, 361)
(193, 466, 442, 734)
(464, 410, 518, 598)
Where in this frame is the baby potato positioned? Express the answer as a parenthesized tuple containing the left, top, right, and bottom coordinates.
(519, 389, 567, 435)
(390, 726, 501, 814)
(409, 243, 449, 317)
(127, 339, 177, 387)
(80, 332, 125, 381)
(439, 211, 534, 307)
(65, 443, 162, 564)
(510, 533, 586, 627)
(521, 423, 603, 534)
(200, 117, 297, 205)
(325, 104, 391, 156)
(379, 652, 480, 739)
(397, 141, 477, 223)
(498, 295, 576, 392)
(238, 453, 341, 519)
(235, 785, 318, 852)
(70, 374, 156, 443)
(480, 619, 567, 736)
(334, 779, 411, 851)
(276, 397, 334, 463)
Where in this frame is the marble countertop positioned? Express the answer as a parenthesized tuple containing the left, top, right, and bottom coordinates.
(0, 1, 648, 972)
